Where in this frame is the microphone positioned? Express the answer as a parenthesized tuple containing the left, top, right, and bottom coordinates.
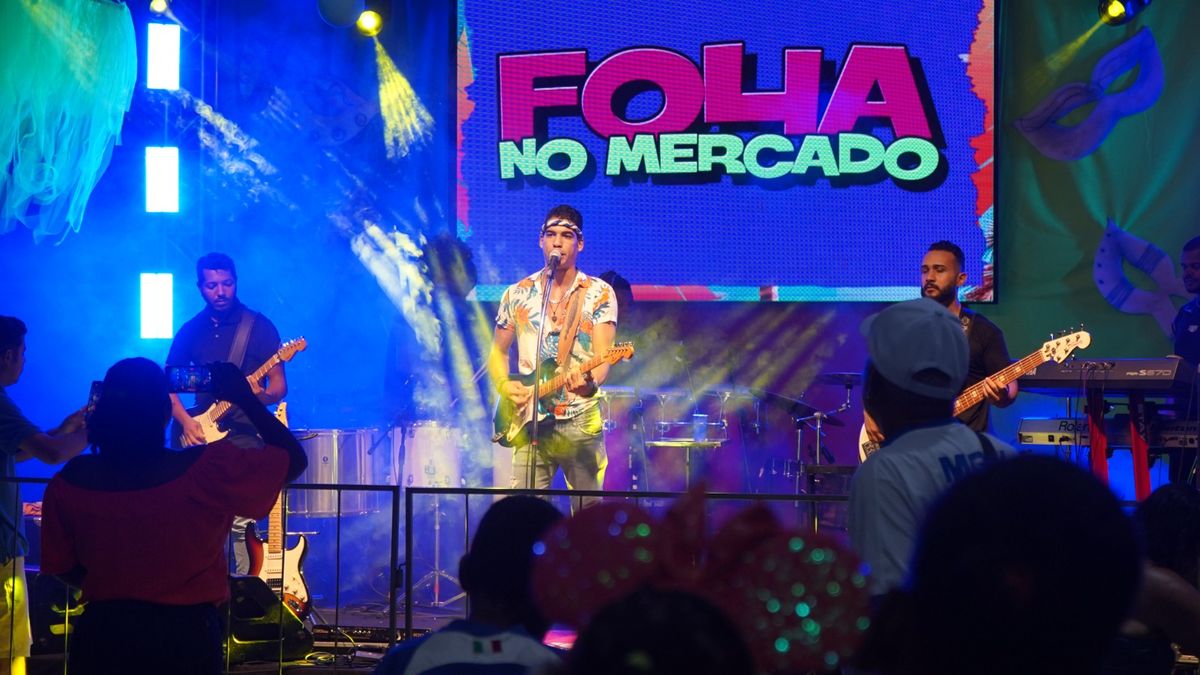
(548, 251, 562, 270)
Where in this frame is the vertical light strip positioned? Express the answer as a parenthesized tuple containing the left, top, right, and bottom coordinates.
(146, 23, 181, 90)
(145, 147, 179, 213)
(140, 273, 174, 339)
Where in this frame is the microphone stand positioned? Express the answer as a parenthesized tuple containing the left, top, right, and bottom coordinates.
(528, 257, 559, 490)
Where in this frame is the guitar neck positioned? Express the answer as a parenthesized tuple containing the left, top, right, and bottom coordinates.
(953, 350, 1046, 416)
(538, 353, 609, 400)
(267, 494, 283, 548)
(208, 354, 282, 422)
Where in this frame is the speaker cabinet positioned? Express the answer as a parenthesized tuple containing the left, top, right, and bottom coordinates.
(225, 575, 313, 664)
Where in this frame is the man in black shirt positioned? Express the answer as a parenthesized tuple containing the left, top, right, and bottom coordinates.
(920, 241, 1017, 431)
(167, 253, 287, 447)
(166, 252, 287, 574)
(864, 241, 1017, 442)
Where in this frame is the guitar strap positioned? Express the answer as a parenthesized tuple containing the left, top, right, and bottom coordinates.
(555, 279, 587, 370)
(227, 309, 258, 370)
(959, 308, 972, 337)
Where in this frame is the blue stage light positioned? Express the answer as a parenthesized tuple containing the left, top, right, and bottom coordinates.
(145, 146, 179, 213)
(146, 23, 180, 90)
(140, 273, 174, 339)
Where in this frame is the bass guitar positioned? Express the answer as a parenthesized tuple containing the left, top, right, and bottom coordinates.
(859, 330, 1091, 461)
(173, 337, 307, 447)
(244, 402, 311, 619)
(493, 342, 635, 447)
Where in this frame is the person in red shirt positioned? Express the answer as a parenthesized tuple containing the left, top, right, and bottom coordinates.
(40, 358, 306, 675)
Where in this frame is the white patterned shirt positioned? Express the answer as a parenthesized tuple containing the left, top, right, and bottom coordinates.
(495, 270, 617, 419)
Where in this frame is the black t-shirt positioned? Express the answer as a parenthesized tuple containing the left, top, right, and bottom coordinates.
(1173, 299, 1200, 366)
(957, 308, 1012, 432)
(166, 302, 282, 439)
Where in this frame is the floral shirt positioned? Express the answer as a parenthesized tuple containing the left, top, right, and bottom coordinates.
(495, 269, 617, 419)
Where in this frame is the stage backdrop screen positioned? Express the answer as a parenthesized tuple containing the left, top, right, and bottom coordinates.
(457, 0, 995, 302)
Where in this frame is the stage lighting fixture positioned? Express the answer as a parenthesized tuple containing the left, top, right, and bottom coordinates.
(145, 146, 179, 213)
(1098, 0, 1152, 26)
(356, 10, 382, 36)
(147, 23, 180, 90)
(149, 0, 168, 14)
(140, 273, 174, 339)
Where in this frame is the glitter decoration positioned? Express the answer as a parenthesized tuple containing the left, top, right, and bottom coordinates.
(531, 503, 662, 627)
(708, 531, 871, 674)
(529, 489, 871, 674)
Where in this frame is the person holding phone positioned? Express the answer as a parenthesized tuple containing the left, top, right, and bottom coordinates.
(0, 316, 89, 674)
(39, 359, 306, 675)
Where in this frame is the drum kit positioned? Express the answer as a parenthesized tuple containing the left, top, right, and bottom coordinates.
(598, 372, 864, 495)
(282, 369, 867, 512)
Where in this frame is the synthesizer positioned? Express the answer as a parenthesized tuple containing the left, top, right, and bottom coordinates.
(1019, 358, 1197, 396)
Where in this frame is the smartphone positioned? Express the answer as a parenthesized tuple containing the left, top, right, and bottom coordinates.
(166, 365, 215, 393)
(84, 381, 103, 422)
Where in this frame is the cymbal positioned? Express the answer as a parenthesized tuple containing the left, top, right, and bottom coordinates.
(816, 372, 862, 387)
(748, 388, 818, 418)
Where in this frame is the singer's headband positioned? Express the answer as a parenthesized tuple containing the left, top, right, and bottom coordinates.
(541, 217, 582, 238)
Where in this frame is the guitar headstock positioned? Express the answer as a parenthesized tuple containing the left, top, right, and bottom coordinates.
(603, 342, 635, 364)
(1041, 331, 1090, 363)
(279, 337, 308, 362)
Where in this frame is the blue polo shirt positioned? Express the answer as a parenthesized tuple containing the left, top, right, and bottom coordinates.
(1173, 299, 1200, 367)
(0, 387, 40, 559)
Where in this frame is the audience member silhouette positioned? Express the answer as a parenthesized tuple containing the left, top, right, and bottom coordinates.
(1101, 483, 1200, 674)
(857, 455, 1141, 675)
(560, 587, 754, 675)
(40, 359, 306, 675)
(375, 495, 564, 674)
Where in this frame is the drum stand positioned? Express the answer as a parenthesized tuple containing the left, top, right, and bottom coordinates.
(407, 490, 465, 608)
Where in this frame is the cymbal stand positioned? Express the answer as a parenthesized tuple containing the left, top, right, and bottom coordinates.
(794, 383, 854, 530)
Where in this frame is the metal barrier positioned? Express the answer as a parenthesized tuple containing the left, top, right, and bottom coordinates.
(10, 476, 854, 668)
(401, 487, 851, 642)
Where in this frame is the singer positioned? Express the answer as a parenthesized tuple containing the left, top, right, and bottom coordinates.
(488, 205, 617, 509)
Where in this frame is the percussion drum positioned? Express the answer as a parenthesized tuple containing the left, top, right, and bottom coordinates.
(292, 429, 391, 516)
(397, 421, 463, 488)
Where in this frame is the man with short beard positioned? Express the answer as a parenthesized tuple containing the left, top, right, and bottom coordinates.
(918, 240, 1016, 432)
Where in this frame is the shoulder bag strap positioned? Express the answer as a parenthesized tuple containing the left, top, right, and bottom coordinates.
(975, 431, 999, 463)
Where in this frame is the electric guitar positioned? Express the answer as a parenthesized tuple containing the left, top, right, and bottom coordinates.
(173, 337, 307, 447)
(859, 330, 1092, 461)
(244, 402, 311, 619)
(493, 342, 635, 447)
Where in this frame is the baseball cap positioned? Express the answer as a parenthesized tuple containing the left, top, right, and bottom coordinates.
(862, 298, 968, 400)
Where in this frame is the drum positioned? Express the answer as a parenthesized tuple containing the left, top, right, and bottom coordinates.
(397, 421, 463, 488)
(291, 428, 391, 516)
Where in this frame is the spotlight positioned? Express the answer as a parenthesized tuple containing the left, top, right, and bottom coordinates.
(1098, 0, 1152, 26)
(149, 0, 168, 14)
(356, 10, 382, 37)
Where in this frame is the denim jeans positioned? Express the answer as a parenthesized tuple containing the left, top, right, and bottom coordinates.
(511, 406, 607, 511)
